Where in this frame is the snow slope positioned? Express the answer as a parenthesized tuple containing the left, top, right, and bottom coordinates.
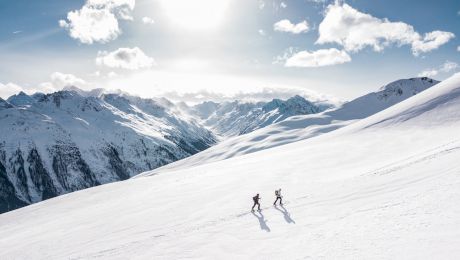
(146, 77, 438, 173)
(0, 73, 459, 259)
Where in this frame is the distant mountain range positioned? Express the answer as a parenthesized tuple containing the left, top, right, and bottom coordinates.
(187, 95, 333, 136)
(142, 77, 440, 173)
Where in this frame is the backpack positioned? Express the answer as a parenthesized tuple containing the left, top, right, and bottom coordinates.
(275, 190, 279, 196)
(253, 196, 258, 202)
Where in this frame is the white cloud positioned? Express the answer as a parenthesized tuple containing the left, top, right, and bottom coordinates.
(317, 3, 455, 56)
(96, 47, 155, 70)
(0, 82, 24, 99)
(285, 48, 351, 68)
(274, 19, 309, 34)
(59, 0, 135, 44)
(258, 29, 266, 36)
(142, 17, 155, 25)
(38, 72, 87, 92)
(50, 72, 87, 88)
(418, 61, 459, 78)
(457, 46, 460, 52)
(440, 61, 459, 73)
(280, 2, 287, 8)
(412, 31, 456, 55)
(417, 69, 438, 78)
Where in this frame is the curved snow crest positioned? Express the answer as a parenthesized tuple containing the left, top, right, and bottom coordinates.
(138, 77, 439, 177)
(354, 73, 460, 129)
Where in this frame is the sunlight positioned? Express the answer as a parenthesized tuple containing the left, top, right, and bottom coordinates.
(159, 0, 230, 30)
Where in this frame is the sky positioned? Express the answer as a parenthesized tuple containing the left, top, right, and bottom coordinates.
(0, 0, 459, 103)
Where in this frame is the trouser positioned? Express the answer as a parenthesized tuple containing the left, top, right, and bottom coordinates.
(252, 201, 260, 211)
(274, 196, 282, 205)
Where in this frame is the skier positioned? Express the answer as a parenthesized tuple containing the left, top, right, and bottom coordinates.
(251, 193, 261, 212)
(273, 188, 283, 205)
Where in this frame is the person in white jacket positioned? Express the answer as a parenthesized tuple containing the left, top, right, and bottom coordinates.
(273, 188, 283, 205)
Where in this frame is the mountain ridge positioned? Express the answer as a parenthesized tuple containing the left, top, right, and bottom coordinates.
(144, 77, 439, 174)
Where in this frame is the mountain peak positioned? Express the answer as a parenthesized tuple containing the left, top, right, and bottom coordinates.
(63, 86, 107, 98)
(378, 77, 439, 92)
(0, 97, 14, 109)
(376, 77, 439, 101)
(263, 95, 319, 114)
(7, 91, 35, 107)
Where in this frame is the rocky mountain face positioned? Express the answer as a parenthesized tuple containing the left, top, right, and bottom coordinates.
(0, 89, 217, 213)
(189, 95, 332, 136)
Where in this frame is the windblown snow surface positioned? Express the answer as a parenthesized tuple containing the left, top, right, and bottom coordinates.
(1, 74, 460, 259)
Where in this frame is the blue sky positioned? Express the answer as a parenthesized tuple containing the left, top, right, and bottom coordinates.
(0, 0, 459, 102)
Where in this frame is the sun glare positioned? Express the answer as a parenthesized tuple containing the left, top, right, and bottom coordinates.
(159, 0, 230, 30)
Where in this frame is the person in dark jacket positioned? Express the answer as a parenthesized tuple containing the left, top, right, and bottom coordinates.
(252, 193, 261, 211)
(273, 188, 283, 205)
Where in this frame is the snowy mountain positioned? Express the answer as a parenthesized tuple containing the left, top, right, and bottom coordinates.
(1, 74, 459, 259)
(148, 77, 439, 172)
(0, 97, 13, 109)
(7, 91, 38, 106)
(189, 95, 331, 136)
(0, 89, 216, 213)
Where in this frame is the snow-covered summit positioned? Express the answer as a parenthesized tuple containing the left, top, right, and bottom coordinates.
(63, 86, 108, 98)
(262, 95, 320, 114)
(342, 77, 439, 119)
(6, 91, 36, 107)
(378, 77, 437, 94)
